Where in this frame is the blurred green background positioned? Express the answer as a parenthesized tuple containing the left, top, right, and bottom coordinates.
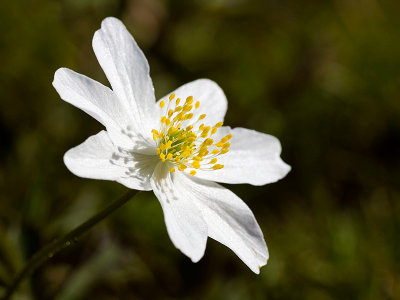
(1, 0, 400, 299)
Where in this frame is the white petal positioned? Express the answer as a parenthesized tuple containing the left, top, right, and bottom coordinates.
(92, 17, 157, 139)
(156, 79, 228, 126)
(64, 130, 154, 190)
(53, 68, 134, 148)
(177, 173, 269, 273)
(150, 163, 208, 262)
(196, 127, 291, 185)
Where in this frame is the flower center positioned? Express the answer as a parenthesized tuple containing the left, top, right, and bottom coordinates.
(151, 93, 232, 176)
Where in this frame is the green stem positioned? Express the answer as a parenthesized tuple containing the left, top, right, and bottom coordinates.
(3, 189, 139, 300)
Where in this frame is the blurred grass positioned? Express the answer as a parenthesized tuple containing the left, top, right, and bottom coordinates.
(1, 0, 400, 299)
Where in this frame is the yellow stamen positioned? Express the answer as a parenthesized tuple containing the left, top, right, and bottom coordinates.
(153, 94, 231, 173)
(186, 96, 193, 105)
(222, 142, 230, 149)
(212, 164, 224, 170)
(160, 153, 166, 162)
(192, 161, 200, 169)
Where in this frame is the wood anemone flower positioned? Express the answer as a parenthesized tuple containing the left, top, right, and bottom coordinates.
(52, 17, 291, 273)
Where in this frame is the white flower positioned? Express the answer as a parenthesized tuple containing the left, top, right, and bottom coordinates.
(53, 17, 291, 273)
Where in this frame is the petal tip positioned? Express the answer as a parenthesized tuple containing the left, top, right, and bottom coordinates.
(52, 67, 68, 87)
(101, 16, 124, 28)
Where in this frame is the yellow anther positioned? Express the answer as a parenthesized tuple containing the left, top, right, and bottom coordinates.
(187, 137, 196, 143)
(182, 151, 190, 158)
(212, 164, 224, 170)
(199, 149, 209, 156)
(222, 142, 230, 149)
(195, 101, 200, 109)
(199, 114, 206, 120)
(199, 124, 204, 130)
(201, 131, 210, 138)
(204, 138, 213, 146)
(220, 148, 229, 154)
(203, 126, 211, 132)
(168, 126, 177, 134)
(169, 167, 175, 173)
(160, 143, 166, 151)
(161, 116, 166, 123)
(175, 112, 184, 121)
(176, 98, 181, 105)
(192, 161, 200, 169)
(186, 125, 193, 131)
(221, 137, 228, 143)
(160, 101, 165, 108)
(226, 134, 232, 140)
(166, 140, 172, 149)
(186, 113, 193, 119)
(215, 142, 224, 147)
(190, 170, 196, 176)
(178, 164, 187, 171)
(168, 109, 173, 118)
(175, 106, 182, 112)
(212, 149, 219, 154)
(193, 156, 203, 161)
(210, 158, 217, 164)
(157, 148, 161, 154)
(185, 96, 193, 104)
(169, 93, 175, 101)
(160, 153, 166, 162)
(167, 153, 173, 160)
(152, 129, 159, 135)
(211, 127, 217, 135)
(183, 104, 193, 112)
(153, 134, 157, 141)
(174, 157, 181, 162)
(166, 118, 171, 125)
(214, 122, 223, 128)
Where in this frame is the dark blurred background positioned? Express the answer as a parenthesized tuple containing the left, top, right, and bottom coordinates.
(1, 0, 400, 299)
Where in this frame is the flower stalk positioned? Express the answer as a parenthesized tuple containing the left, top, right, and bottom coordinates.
(3, 189, 139, 300)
